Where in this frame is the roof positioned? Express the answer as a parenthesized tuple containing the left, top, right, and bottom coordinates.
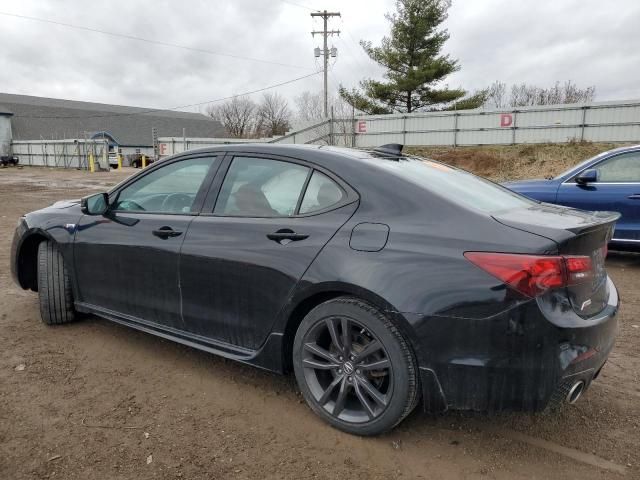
(0, 104, 13, 116)
(0, 92, 225, 146)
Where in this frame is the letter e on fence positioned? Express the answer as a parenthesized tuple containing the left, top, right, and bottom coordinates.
(357, 120, 367, 133)
(500, 114, 513, 127)
(159, 143, 167, 155)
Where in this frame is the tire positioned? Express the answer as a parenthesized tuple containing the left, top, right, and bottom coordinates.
(293, 297, 419, 436)
(37, 241, 76, 325)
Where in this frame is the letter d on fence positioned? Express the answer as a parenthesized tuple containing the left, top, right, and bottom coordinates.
(500, 114, 513, 127)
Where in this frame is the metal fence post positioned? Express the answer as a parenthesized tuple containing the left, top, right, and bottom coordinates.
(512, 111, 517, 145)
(351, 105, 356, 148)
(580, 105, 587, 141)
(352, 118, 356, 148)
(403, 115, 407, 146)
(453, 113, 459, 147)
(329, 106, 335, 146)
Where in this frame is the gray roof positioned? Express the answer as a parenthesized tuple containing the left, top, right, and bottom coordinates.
(0, 104, 13, 115)
(0, 92, 225, 146)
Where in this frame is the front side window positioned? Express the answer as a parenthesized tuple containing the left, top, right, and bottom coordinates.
(593, 152, 640, 182)
(113, 157, 215, 213)
(214, 157, 309, 217)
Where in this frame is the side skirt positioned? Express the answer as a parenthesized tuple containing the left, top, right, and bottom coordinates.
(75, 302, 285, 374)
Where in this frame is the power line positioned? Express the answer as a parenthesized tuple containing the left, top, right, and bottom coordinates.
(279, 0, 319, 12)
(343, 28, 370, 66)
(13, 70, 323, 119)
(0, 11, 312, 70)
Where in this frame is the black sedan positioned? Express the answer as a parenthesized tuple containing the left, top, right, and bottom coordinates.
(11, 144, 619, 436)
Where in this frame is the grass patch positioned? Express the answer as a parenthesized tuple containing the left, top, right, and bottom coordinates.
(405, 142, 630, 181)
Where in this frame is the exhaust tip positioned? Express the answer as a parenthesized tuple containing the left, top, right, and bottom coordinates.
(566, 381, 585, 404)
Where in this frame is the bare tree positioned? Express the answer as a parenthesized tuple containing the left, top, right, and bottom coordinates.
(505, 81, 595, 107)
(485, 81, 507, 109)
(206, 96, 256, 138)
(294, 91, 324, 122)
(330, 95, 358, 146)
(255, 92, 291, 137)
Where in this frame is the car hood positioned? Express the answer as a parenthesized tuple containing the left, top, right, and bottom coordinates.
(48, 199, 81, 209)
(502, 179, 553, 189)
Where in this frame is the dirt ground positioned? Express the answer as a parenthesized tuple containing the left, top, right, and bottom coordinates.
(1, 165, 639, 480)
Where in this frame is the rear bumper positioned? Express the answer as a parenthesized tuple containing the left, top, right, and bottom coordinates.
(409, 278, 619, 413)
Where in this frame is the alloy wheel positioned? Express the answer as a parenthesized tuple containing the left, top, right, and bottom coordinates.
(301, 315, 393, 423)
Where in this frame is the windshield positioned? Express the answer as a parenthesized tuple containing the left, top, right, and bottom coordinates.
(373, 155, 536, 214)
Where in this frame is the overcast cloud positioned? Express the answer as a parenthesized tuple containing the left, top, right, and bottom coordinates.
(0, 0, 638, 113)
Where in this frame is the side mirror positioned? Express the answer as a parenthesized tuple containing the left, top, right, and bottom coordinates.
(81, 192, 109, 215)
(575, 169, 598, 185)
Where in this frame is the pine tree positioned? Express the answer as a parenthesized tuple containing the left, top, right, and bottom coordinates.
(340, 0, 482, 113)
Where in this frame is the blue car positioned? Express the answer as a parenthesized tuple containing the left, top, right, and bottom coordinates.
(505, 145, 640, 250)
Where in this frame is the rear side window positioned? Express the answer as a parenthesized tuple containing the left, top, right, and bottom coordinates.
(299, 171, 344, 214)
(377, 157, 534, 213)
(214, 156, 310, 217)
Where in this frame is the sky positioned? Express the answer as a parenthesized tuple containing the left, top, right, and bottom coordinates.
(0, 0, 639, 114)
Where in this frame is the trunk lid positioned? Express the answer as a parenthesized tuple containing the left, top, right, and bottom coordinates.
(493, 203, 619, 318)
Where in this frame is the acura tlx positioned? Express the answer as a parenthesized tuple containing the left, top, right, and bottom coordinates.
(11, 143, 619, 435)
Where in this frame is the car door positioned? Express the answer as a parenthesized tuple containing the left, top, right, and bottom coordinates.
(179, 154, 359, 349)
(74, 155, 220, 329)
(556, 150, 640, 241)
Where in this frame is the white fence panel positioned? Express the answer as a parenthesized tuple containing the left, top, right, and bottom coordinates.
(584, 125, 640, 142)
(11, 139, 107, 169)
(587, 104, 640, 124)
(157, 100, 640, 154)
(406, 113, 455, 132)
(456, 129, 513, 145)
(457, 112, 501, 130)
(515, 108, 583, 128)
(405, 130, 455, 146)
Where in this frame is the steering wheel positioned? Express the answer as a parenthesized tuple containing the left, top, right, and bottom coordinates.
(161, 193, 192, 213)
(116, 200, 145, 211)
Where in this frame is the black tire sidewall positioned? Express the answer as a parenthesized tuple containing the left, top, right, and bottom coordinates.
(37, 241, 75, 325)
(293, 298, 416, 436)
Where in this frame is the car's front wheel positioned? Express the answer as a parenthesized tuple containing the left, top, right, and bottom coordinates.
(293, 297, 419, 436)
(37, 241, 77, 325)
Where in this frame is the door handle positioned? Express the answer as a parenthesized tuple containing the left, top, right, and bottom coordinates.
(267, 229, 309, 243)
(628, 194, 640, 200)
(152, 226, 183, 239)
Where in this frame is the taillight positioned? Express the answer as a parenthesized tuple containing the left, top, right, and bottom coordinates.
(565, 256, 593, 285)
(464, 252, 594, 298)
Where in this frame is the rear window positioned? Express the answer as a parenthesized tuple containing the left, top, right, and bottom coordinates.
(375, 156, 535, 213)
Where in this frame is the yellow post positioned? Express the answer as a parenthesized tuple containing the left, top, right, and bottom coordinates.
(89, 153, 95, 173)
(117, 154, 122, 170)
(141, 155, 147, 169)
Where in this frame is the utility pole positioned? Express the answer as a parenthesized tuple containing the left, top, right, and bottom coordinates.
(311, 10, 340, 118)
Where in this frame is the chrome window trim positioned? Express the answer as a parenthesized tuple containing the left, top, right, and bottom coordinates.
(611, 238, 640, 243)
(561, 181, 640, 186)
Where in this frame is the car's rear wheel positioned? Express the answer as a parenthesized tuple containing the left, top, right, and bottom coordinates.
(293, 297, 419, 436)
(37, 241, 77, 325)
